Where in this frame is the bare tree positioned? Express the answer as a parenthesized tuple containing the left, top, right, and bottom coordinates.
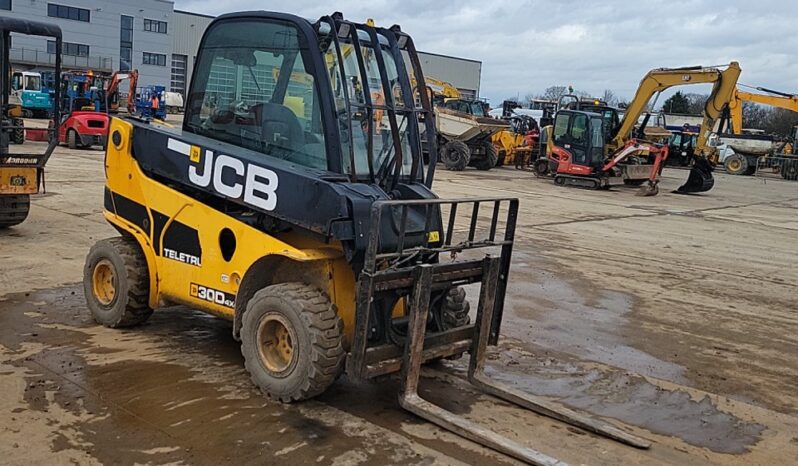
(541, 85, 568, 101)
(602, 89, 617, 106)
(684, 93, 708, 115)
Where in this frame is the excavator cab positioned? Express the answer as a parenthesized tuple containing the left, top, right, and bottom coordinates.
(84, 11, 650, 463)
(548, 110, 608, 179)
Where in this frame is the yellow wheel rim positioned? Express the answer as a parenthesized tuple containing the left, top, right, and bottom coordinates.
(92, 259, 116, 306)
(728, 159, 741, 171)
(256, 314, 296, 375)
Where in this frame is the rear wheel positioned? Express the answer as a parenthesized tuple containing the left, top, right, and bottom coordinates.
(241, 282, 344, 403)
(0, 194, 31, 228)
(12, 119, 24, 144)
(724, 153, 748, 175)
(782, 159, 798, 180)
(67, 129, 78, 149)
(472, 141, 498, 170)
(83, 237, 153, 328)
(440, 140, 470, 171)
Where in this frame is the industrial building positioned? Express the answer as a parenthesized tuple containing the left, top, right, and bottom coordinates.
(2, 1, 481, 98)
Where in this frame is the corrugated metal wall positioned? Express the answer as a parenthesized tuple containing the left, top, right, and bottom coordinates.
(415, 52, 482, 99)
(171, 11, 214, 93)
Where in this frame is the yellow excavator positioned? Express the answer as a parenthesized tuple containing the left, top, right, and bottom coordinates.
(721, 86, 798, 178)
(536, 62, 741, 194)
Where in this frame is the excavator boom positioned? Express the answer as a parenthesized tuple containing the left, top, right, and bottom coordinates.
(729, 88, 798, 134)
(612, 62, 741, 157)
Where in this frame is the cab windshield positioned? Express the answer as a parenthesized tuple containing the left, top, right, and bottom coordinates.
(25, 75, 42, 91)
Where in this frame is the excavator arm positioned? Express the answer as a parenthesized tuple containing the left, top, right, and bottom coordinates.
(611, 62, 742, 164)
(729, 88, 798, 134)
(105, 69, 138, 112)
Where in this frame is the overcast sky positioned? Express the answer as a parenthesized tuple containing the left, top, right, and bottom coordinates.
(176, 0, 798, 104)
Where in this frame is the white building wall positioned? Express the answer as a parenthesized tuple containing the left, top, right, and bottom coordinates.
(4, 0, 173, 88)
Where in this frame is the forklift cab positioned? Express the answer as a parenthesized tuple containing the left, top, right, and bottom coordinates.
(552, 109, 606, 169)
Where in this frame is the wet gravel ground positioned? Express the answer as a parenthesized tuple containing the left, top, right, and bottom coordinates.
(1, 139, 797, 465)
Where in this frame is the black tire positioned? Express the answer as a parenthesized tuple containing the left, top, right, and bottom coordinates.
(0, 195, 31, 228)
(782, 159, 798, 181)
(83, 237, 153, 328)
(67, 129, 78, 149)
(12, 119, 24, 144)
(440, 140, 470, 171)
(472, 141, 498, 170)
(241, 282, 344, 403)
(533, 158, 550, 177)
(724, 153, 748, 175)
(496, 150, 506, 167)
(442, 287, 470, 329)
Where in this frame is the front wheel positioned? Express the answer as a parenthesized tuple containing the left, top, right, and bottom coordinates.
(67, 129, 79, 149)
(83, 237, 153, 328)
(241, 283, 345, 403)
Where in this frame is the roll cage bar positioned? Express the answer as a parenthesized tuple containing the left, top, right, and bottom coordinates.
(315, 13, 437, 190)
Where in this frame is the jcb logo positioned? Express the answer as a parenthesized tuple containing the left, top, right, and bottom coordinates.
(190, 283, 235, 308)
(168, 138, 279, 211)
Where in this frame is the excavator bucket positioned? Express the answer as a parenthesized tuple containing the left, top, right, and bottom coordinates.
(636, 181, 659, 197)
(676, 157, 715, 193)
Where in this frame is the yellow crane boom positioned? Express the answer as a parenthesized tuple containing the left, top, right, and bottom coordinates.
(728, 87, 798, 134)
(612, 62, 741, 163)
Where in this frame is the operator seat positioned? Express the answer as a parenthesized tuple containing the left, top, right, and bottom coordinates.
(255, 102, 304, 154)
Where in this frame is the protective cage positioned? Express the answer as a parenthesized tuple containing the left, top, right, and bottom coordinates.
(348, 196, 519, 380)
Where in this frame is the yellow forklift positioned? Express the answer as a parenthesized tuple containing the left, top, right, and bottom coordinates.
(84, 11, 649, 463)
(0, 18, 63, 228)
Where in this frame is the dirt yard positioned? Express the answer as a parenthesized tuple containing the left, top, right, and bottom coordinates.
(1, 140, 796, 465)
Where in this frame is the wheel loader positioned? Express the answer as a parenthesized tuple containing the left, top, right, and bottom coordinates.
(83, 11, 649, 464)
(0, 18, 62, 228)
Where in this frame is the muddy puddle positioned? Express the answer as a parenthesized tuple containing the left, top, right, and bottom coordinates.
(501, 249, 687, 383)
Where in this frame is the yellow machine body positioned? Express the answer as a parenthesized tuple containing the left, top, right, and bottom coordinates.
(103, 118, 363, 345)
(0, 167, 38, 194)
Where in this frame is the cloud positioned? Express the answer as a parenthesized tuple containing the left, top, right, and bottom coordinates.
(176, 0, 798, 104)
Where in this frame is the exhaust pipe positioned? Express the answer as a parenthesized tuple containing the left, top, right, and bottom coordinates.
(676, 157, 714, 194)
